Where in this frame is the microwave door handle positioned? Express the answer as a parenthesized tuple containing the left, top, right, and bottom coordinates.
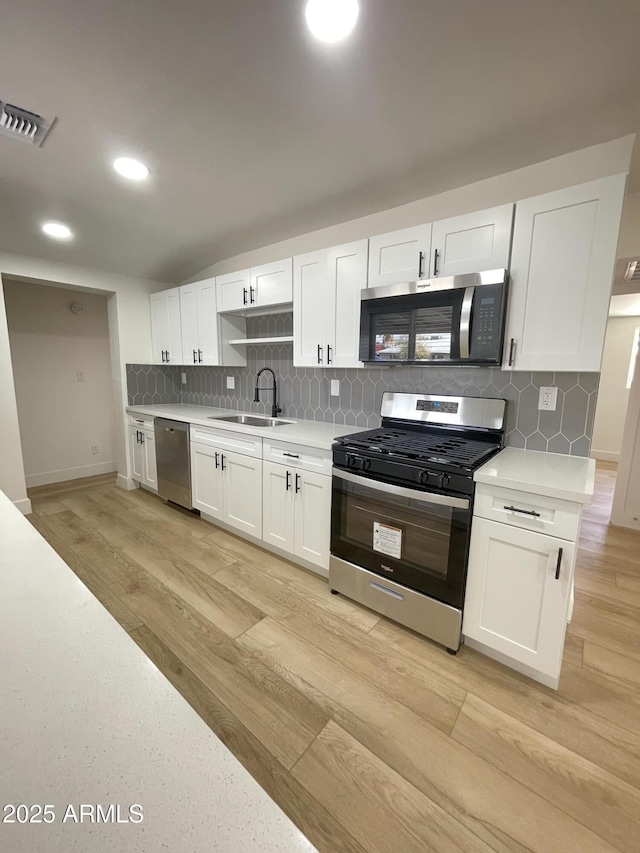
(459, 286, 474, 360)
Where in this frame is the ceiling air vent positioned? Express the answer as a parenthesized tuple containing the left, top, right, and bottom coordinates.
(0, 101, 55, 147)
(624, 260, 640, 283)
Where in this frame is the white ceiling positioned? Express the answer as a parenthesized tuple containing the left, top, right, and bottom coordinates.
(0, 0, 639, 283)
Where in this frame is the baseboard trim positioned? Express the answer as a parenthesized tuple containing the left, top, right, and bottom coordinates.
(14, 497, 33, 516)
(117, 474, 139, 491)
(463, 635, 559, 690)
(590, 450, 620, 462)
(25, 462, 117, 488)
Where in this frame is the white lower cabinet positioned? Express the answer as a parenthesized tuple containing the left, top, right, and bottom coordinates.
(463, 515, 576, 688)
(129, 425, 157, 490)
(262, 461, 332, 571)
(191, 441, 262, 537)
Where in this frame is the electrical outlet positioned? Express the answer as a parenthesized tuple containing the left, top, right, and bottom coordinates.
(538, 386, 558, 411)
(77, 371, 85, 382)
(330, 379, 340, 397)
(181, 372, 187, 385)
(91, 444, 99, 455)
(226, 376, 235, 390)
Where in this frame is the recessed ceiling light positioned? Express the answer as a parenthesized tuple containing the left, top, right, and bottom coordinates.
(113, 157, 150, 181)
(305, 0, 360, 43)
(41, 221, 73, 240)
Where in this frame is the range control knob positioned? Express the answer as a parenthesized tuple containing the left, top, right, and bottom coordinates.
(439, 473, 451, 489)
(418, 469, 435, 486)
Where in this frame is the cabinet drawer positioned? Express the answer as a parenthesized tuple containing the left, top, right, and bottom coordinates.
(474, 484, 580, 542)
(129, 414, 155, 431)
(190, 424, 262, 458)
(262, 439, 332, 475)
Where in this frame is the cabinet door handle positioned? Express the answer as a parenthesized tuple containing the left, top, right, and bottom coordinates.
(433, 248, 439, 277)
(555, 547, 564, 580)
(140, 432, 145, 443)
(283, 452, 299, 458)
(135, 419, 144, 424)
(165, 351, 170, 363)
(214, 451, 220, 469)
(503, 505, 541, 518)
(285, 470, 291, 491)
(317, 344, 323, 365)
(508, 338, 516, 367)
(295, 473, 301, 494)
(250, 286, 255, 304)
(418, 250, 425, 279)
(193, 349, 198, 363)
(135, 430, 140, 443)
(243, 288, 248, 305)
(198, 349, 203, 363)
(327, 344, 332, 365)
(160, 350, 165, 363)
(221, 454, 226, 471)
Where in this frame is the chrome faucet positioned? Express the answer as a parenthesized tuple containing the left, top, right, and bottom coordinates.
(254, 367, 281, 418)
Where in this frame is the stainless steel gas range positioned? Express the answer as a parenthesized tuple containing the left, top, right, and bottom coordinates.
(329, 392, 506, 653)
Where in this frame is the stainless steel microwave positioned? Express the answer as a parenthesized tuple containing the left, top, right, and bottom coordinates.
(359, 269, 508, 366)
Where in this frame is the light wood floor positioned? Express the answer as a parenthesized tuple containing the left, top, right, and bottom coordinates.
(27, 462, 640, 852)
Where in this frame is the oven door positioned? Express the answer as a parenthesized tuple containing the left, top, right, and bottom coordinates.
(331, 469, 471, 608)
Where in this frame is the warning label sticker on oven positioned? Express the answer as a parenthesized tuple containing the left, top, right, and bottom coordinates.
(373, 522, 402, 560)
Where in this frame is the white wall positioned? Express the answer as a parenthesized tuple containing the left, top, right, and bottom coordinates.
(591, 317, 639, 461)
(612, 340, 640, 530)
(4, 280, 116, 487)
(0, 275, 30, 513)
(185, 135, 635, 280)
(0, 252, 165, 507)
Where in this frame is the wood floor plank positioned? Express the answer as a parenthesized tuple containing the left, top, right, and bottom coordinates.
(278, 608, 465, 733)
(451, 693, 640, 852)
(569, 592, 640, 662)
(583, 642, 640, 690)
(562, 633, 584, 667)
(215, 554, 380, 633)
(371, 618, 640, 789)
(128, 626, 366, 853)
(119, 534, 264, 639)
(239, 618, 615, 853)
(292, 720, 495, 853)
(121, 572, 329, 770)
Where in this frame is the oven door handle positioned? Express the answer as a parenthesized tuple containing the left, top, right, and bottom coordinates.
(459, 285, 474, 360)
(333, 468, 470, 509)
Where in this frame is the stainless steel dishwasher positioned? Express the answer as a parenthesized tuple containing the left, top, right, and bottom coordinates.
(154, 418, 193, 510)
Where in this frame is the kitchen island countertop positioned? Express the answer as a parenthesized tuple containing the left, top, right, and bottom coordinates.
(0, 488, 316, 852)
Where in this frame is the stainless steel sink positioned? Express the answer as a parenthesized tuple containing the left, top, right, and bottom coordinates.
(208, 414, 293, 427)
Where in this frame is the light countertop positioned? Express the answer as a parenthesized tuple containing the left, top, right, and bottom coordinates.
(0, 489, 316, 852)
(474, 447, 596, 504)
(126, 403, 363, 450)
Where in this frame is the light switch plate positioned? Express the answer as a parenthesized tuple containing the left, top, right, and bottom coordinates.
(226, 376, 235, 390)
(330, 379, 340, 397)
(538, 386, 558, 411)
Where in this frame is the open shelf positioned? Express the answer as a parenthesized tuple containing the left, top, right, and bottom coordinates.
(227, 335, 294, 345)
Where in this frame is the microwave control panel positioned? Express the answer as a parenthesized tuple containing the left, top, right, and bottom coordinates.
(469, 284, 505, 361)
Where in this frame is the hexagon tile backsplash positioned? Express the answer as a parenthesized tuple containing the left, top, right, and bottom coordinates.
(127, 315, 599, 456)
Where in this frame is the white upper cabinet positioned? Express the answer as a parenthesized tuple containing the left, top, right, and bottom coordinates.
(430, 204, 514, 278)
(368, 225, 432, 289)
(150, 287, 182, 365)
(294, 250, 329, 367)
(250, 258, 293, 308)
(504, 174, 626, 372)
(216, 269, 251, 312)
(294, 240, 368, 369)
(180, 278, 220, 365)
(328, 240, 369, 368)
